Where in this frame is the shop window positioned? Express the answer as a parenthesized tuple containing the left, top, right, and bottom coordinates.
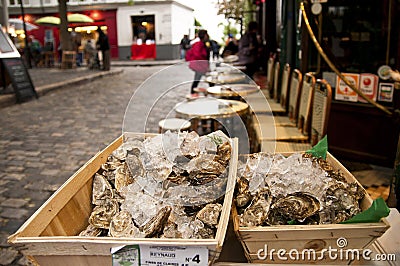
(318, 0, 389, 73)
(131, 15, 155, 45)
(9, 0, 30, 6)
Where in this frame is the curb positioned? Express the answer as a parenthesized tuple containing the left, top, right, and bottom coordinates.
(0, 68, 124, 109)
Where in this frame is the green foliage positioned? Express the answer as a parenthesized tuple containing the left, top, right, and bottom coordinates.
(194, 18, 202, 27)
(207, 135, 224, 146)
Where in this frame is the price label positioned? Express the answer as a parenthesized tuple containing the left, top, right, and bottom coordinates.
(112, 245, 208, 266)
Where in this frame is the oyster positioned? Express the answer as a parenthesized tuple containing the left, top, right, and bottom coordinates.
(321, 179, 364, 224)
(92, 174, 114, 205)
(114, 164, 134, 192)
(140, 206, 172, 237)
(270, 192, 320, 221)
(196, 203, 223, 227)
(240, 187, 272, 227)
(188, 173, 218, 186)
(79, 224, 103, 237)
(235, 176, 251, 209)
(102, 155, 123, 172)
(180, 131, 201, 158)
(109, 210, 143, 237)
(125, 149, 144, 179)
(89, 199, 119, 229)
(215, 141, 232, 166)
(162, 221, 182, 238)
(196, 226, 215, 239)
(188, 154, 226, 175)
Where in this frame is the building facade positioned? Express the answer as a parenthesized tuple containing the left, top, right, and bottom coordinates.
(4, 0, 194, 60)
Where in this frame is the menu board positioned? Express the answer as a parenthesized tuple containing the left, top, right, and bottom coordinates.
(1, 58, 37, 102)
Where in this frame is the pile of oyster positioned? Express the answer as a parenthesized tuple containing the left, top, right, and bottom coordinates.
(235, 153, 365, 227)
(79, 131, 232, 239)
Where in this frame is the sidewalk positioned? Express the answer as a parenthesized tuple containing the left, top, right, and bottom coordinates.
(0, 59, 183, 109)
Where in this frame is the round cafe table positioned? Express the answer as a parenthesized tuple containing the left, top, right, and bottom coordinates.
(174, 97, 249, 120)
(174, 97, 250, 134)
(205, 72, 247, 85)
(206, 84, 259, 98)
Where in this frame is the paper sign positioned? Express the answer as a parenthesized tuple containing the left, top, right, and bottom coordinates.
(322, 72, 336, 89)
(378, 83, 394, 102)
(358, 74, 378, 103)
(112, 245, 208, 266)
(335, 73, 359, 102)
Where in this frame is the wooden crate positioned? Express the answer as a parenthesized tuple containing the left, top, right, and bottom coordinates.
(232, 152, 390, 264)
(8, 134, 238, 266)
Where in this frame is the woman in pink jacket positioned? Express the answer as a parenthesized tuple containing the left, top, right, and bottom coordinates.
(185, 29, 210, 94)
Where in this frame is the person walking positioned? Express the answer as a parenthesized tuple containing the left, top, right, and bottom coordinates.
(179, 34, 191, 60)
(96, 27, 110, 71)
(238, 21, 260, 78)
(185, 29, 211, 95)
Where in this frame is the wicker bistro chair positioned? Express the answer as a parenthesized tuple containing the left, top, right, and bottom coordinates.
(287, 69, 303, 123)
(257, 73, 315, 130)
(272, 61, 281, 102)
(246, 63, 287, 116)
(252, 68, 302, 128)
(254, 72, 314, 143)
(279, 64, 291, 112)
(260, 79, 333, 153)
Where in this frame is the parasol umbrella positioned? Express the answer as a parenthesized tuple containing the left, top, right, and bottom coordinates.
(35, 16, 61, 26)
(35, 14, 93, 26)
(67, 14, 94, 23)
(8, 18, 39, 31)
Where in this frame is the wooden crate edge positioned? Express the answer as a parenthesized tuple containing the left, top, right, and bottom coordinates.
(9, 136, 123, 242)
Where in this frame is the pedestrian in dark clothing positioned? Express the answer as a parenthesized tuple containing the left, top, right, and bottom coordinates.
(210, 40, 220, 60)
(238, 21, 260, 78)
(96, 27, 110, 71)
(222, 34, 239, 58)
(180, 34, 191, 59)
(185, 29, 210, 94)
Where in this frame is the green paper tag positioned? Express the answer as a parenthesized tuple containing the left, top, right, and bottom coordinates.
(341, 197, 390, 224)
(306, 135, 328, 159)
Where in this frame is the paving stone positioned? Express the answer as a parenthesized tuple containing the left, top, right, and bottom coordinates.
(0, 208, 29, 219)
(0, 247, 18, 265)
(3, 173, 25, 181)
(40, 169, 60, 176)
(1, 198, 28, 208)
(25, 162, 46, 168)
(5, 166, 24, 173)
(17, 255, 36, 266)
(0, 180, 10, 186)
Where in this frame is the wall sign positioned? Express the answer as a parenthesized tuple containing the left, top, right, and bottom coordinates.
(378, 83, 394, 102)
(358, 73, 378, 103)
(335, 73, 359, 102)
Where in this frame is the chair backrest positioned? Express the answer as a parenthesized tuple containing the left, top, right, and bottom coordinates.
(297, 73, 316, 136)
(311, 79, 332, 146)
(273, 61, 280, 102)
(266, 57, 275, 91)
(280, 64, 291, 111)
(288, 69, 302, 123)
